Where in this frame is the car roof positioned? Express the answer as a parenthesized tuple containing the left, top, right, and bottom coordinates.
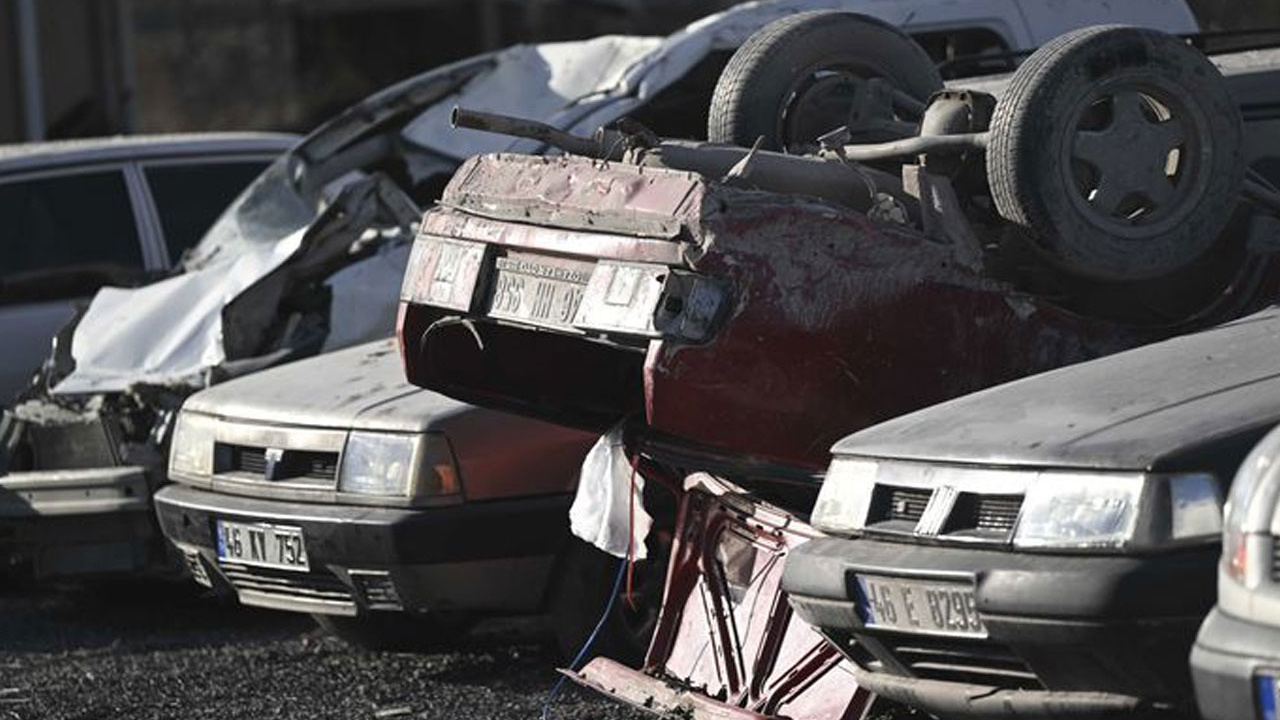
(0, 132, 299, 176)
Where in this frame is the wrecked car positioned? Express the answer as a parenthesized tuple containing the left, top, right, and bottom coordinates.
(786, 306, 1280, 719)
(1192, 421, 1280, 720)
(0, 1, 898, 582)
(0, 0, 1174, 584)
(397, 14, 1280, 719)
(0, 132, 296, 402)
(153, 339, 622, 653)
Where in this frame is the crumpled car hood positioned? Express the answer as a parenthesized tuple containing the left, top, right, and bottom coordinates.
(54, 229, 305, 395)
(834, 307, 1280, 472)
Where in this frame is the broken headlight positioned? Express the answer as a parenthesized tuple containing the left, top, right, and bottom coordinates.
(573, 261, 727, 343)
(337, 432, 461, 501)
(169, 411, 217, 480)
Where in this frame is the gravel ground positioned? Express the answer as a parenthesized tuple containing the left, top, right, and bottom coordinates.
(0, 582, 650, 720)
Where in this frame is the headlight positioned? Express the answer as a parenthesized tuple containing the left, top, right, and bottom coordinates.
(1013, 474, 1144, 549)
(338, 432, 461, 500)
(811, 458, 879, 534)
(1221, 425, 1280, 585)
(169, 411, 216, 479)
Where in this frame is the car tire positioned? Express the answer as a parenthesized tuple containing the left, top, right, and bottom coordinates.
(707, 11, 943, 152)
(987, 25, 1244, 281)
(311, 611, 473, 652)
(545, 537, 662, 668)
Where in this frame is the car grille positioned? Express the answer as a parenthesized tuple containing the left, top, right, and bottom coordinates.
(875, 633, 1042, 689)
(217, 444, 340, 485)
(1272, 536, 1280, 581)
(869, 486, 933, 524)
(865, 484, 1024, 544)
(219, 562, 354, 610)
(943, 493, 1023, 539)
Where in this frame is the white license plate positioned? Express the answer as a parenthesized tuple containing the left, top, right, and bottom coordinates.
(855, 574, 986, 637)
(487, 255, 591, 330)
(215, 520, 309, 572)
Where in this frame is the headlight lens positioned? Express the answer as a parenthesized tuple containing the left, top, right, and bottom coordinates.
(338, 432, 461, 500)
(169, 411, 216, 478)
(1014, 473, 1144, 549)
(811, 458, 879, 534)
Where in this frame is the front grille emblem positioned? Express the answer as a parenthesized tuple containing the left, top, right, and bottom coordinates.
(263, 448, 285, 481)
(915, 485, 958, 537)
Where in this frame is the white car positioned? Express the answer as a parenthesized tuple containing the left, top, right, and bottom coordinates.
(0, 133, 296, 402)
(1193, 423, 1280, 720)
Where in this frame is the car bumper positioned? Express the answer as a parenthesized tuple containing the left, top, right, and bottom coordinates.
(782, 536, 1216, 719)
(154, 484, 570, 616)
(1191, 608, 1280, 720)
(0, 466, 157, 578)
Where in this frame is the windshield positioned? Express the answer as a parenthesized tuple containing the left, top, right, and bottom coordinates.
(182, 156, 316, 271)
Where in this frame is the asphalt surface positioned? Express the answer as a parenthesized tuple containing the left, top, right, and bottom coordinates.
(0, 582, 650, 720)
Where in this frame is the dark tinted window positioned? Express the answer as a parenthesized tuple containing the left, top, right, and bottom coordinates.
(145, 160, 270, 263)
(0, 170, 143, 300)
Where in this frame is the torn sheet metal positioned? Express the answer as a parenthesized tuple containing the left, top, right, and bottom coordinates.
(568, 473, 872, 720)
(570, 425, 652, 560)
(54, 229, 305, 395)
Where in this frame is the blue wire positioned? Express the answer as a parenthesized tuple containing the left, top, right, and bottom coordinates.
(540, 553, 630, 720)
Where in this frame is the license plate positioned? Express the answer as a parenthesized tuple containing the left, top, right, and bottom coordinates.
(855, 574, 986, 637)
(487, 254, 591, 330)
(215, 520, 309, 572)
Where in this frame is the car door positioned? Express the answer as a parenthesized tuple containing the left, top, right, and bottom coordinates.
(136, 156, 276, 267)
(0, 166, 152, 402)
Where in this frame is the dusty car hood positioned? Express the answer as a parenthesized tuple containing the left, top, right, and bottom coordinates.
(835, 307, 1280, 472)
(181, 339, 471, 433)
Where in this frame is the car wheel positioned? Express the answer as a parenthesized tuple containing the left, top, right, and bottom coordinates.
(987, 25, 1244, 281)
(545, 537, 663, 668)
(311, 611, 473, 651)
(707, 11, 943, 152)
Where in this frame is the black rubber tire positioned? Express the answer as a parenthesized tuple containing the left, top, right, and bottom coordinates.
(311, 612, 473, 652)
(987, 25, 1244, 281)
(545, 537, 661, 668)
(707, 11, 942, 152)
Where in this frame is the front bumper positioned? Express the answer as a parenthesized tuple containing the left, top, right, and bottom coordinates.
(1191, 608, 1280, 720)
(0, 466, 157, 578)
(154, 484, 570, 616)
(783, 537, 1216, 719)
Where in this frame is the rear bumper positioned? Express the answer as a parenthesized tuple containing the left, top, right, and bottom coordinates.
(0, 466, 157, 578)
(1191, 608, 1280, 720)
(783, 536, 1215, 719)
(155, 483, 570, 616)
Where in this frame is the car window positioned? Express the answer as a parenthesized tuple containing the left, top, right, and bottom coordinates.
(0, 170, 144, 304)
(144, 160, 272, 264)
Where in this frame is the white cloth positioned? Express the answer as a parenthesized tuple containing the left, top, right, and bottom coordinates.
(569, 424, 652, 560)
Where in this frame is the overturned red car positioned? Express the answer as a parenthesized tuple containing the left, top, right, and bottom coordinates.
(397, 14, 1280, 719)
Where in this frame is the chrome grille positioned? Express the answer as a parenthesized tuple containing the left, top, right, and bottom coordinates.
(217, 444, 340, 485)
(942, 493, 1023, 540)
(219, 562, 354, 610)
(876, 633, 1041, 689)
(869, 486, 932, 525)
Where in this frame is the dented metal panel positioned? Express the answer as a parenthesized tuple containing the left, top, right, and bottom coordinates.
(441, 154, 704, 240)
